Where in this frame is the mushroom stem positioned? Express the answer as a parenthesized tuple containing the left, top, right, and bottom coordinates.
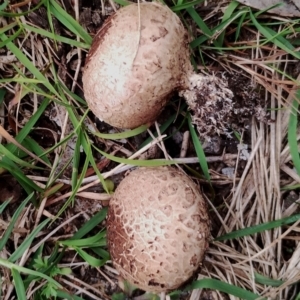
(180, 72, 233, 111)
(179, 72, 234, 140)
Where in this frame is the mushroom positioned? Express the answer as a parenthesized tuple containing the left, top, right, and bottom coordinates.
(106, 166, 210, 293)
(83, 2, 233, 134)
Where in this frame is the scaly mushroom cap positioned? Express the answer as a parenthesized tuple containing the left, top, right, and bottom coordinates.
(82, 2, 192, 129)
(106, 166, 210, 293)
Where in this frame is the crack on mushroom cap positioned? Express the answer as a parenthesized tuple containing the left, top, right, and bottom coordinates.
(107, 166, 210, 293)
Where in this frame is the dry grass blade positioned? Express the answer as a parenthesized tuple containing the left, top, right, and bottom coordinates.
(0, 125, 51, 168)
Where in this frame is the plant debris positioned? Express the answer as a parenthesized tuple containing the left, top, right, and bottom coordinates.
(183, 72, 270, 140)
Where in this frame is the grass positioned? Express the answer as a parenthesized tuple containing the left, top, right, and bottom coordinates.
(0, 0, 300, 299)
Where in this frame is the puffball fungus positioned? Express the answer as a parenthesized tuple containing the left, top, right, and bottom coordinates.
(106, 166, 210, 293)
(83, 2, 233, 135)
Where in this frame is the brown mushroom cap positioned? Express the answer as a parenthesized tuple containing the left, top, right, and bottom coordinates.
(82, 2, 192, 129)
(106, 166, 210, 293)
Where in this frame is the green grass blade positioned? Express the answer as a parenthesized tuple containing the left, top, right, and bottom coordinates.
(45, 0, 59, 51)
(186, 278, 263, 300)
(49, 0, 92, 45)
(288, 96, 300, 175)
(54, 83, 83, 135)
(112, 293, 128, 300)
(54, 133, 90, 219)
(25, 245, 44, 271)
(235, 11, 247, 41)
(295, 293, 300, 300)
(90, 247, 110, 260)
(171, 0, 204, 12)
(0, 28, 22, 48)
(0, 258, 62, 289)
(187, 113, 210, 181)
(71, 132, 81, 189)
(71, 207, 108, 240)
(23, 137, 51, 165)
(12, 269, 26, 300)
(92, 125, 148, 140)
(0, 88, 5, 104)
(0, 21, 17, 34)
(0, 144, 44, 169)
(0, 1, 8, 11)
(281, 183, 300, 191)
(56, 291, 85, 300)
(249, 10, 300, 59)
(254, 273, 284, 287)
(0, 33, 60, 97)
(215, 213, 300, 241)
(0, 0, 45, 17)
(111, 0, 131, 6)
(73, 246, 107, 267)
(139, 108, 186, 149)
(35, 132, 75, 170)
(59, 231, 106, 247)
(217, 1, 240, 45)
(81, 131, 109, 193)
(22, 23, 90, 49)
(190, 8, 248, 49)
(0, 161, 43, 194)
(261, 26, 295, 51)
(0, 193, 34, 251)
(0, 78, 44, 84)
(9, 219, 50, 263)
(186, 7, 221, 49)
(96, 147, 179, 167)
(4, 97, 50, 157)
(253, 2, 283, 17)
(0, 199, 11, 213)
(23, 246, 62, 288)
(59, 84, 87, 105)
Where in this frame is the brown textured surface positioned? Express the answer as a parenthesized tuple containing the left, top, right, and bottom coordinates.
(82, 2, 192, 129)
(106, 166, 210, 293)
